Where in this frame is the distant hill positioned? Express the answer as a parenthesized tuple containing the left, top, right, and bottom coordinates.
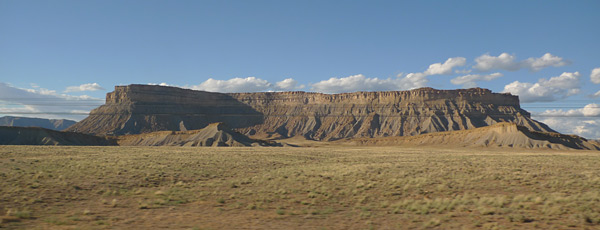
(118, 122, 280, 147)
(346, 122, 600, 150)
(0, 123, 273, 147)
(0, 116, 76, 131)
(0, 126, 116, 146)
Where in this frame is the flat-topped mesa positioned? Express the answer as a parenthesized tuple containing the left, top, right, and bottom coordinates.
(107, 84, 239, 105)
(68, 85, 264, 135)
(67, 85, 553, 139)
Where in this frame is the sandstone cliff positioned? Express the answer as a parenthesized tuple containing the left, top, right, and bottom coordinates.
(346, 122, 600, 150)
(67, 85, 263, 135)
(67, 85, 555, 140)
(231, 88, 554, 140)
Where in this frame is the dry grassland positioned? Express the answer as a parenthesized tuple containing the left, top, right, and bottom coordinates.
(1, 146, 599, 229)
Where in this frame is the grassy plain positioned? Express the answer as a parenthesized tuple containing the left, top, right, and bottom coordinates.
(1, 146, 599, 229)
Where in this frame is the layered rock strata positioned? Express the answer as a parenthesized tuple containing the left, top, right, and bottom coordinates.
(67, 85, 263, 135)
(67, 85, 555, 140)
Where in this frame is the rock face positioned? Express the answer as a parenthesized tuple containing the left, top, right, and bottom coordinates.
(0, 126, 116, 146)
(347, 122, 600, 150)
(231, 88, 554, 140)
(67, 85, 263, 135)
(0, 116, 76, 131)
(67, 85, 555, 140)
(118, 122, 278, 147)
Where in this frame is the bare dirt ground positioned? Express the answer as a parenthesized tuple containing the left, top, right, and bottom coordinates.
(1, 146, 599, 229)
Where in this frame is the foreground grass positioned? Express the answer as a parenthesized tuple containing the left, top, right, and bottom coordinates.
(0, 146, 599, 229)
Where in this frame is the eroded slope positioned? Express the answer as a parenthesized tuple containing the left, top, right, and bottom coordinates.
(118, 122, 278, 147)
(347, 122, 600, 150)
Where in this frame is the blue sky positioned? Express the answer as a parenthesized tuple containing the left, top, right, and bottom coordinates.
(1, 0, 599, 138)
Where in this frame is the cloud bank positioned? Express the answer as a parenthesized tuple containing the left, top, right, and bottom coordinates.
(0, 82, 103, 120)
(310, 74, 427, 94)
(591, 67, 600, 84)
(424, 57, 466, 75)
(502, 72, 580, 103)
(308, 57, 466, 94)
(450, 73, 503, 88)
(274, 78, 305, 91)
(64, 83, 105, 93)
(539, 103, 600, 118)
(190, 77, 272, 93)
(474, 53, 569, 72)
(183, 53, 580, 96)
(187, 57, 465, 94)
(189, 77, 305, 93)
(534, 103, 600, 139)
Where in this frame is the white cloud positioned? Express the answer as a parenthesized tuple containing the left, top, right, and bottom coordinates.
(474, 53, 569, 72)
(310, 74, 427, 94)
(502, 72, 581, 102)
(64, 83, 105, 93)
(536, 117, 600, 140)
(173, 77, 307, 92)
(474, 53, 519, 72)
(540, 103, 600, 118)
(0, 82, 103, 120)
(450, 72, 503, 88)
(591, 67, 600, 84)
(310, 56, 459, 94)
(523, 53, 570, 71)
(307, 56, 467, 93)
(164, 56, 467, 94)
(274, 78, 305, 91)
(189, 73, 428, 94)
(424, 57, 466, 75)
(582, 103, 600, 117)
(0, 105, 38, 115)
(534, 103, 600, 139)
(593, 90, 600, 98)
(146, 82, 173, 87)
(190, 77, 272, 93)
